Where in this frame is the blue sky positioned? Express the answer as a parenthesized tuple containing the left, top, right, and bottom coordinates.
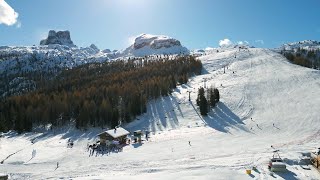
(1, 0, 320, 50)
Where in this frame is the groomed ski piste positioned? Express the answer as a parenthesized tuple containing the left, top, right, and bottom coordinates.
(1, 48, 320, 179)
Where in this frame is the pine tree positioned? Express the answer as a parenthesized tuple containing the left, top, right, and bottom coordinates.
(200, 95, 208, 115)
(196, 87, 208, 116)
(208, 87, 216, 107)
(214, 88, 220, 103)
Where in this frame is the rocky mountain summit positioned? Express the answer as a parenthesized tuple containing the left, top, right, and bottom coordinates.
(40, 30, 75, 47)
(133, 34, 181, 49)
(122, 34, 189, 57)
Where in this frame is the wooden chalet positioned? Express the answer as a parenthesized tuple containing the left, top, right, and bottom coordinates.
(97, 127, 130, 145)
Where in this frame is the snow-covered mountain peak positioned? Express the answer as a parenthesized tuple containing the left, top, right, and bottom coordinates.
(40, 30, 75, 47)
(122, 33, 189, 57)
(102, 49, 111, 53)
(89, 44, 99, 51)
(133, 33, 181, 49)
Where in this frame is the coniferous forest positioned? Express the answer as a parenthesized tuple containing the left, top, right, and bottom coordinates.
(282, 48, 320, 69)
(0, 56, 202, 133)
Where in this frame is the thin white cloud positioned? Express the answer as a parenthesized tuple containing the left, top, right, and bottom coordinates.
(127, 35, 137, 46)
(16, 21, 21, 28)
(205, 47, 215, 51)
(237, 41, 249, 45)
(0, 0, 19, 26)
(255, 40, 264, 45)
(219, 38, 233, 47)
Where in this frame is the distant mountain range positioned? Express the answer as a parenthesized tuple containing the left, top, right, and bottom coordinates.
(279, 40, 320, 51)
(0, 31, 190, 75)
(0, 31, 190, 98)
(0, 30, 319, 98)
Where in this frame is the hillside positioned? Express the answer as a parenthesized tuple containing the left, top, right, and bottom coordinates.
(0, 56, 202, 132)
(279, 40, 320, 70)
(0, 32, 190, 98)
(1, 48, 320, 179)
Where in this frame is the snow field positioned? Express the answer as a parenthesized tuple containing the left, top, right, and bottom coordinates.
(1, 48, 320, 179)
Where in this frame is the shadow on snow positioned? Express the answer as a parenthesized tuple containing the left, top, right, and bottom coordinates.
(125, 95, 181, 134)
(203, 102, 249, 133)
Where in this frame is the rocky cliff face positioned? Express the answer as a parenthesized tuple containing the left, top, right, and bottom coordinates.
(122, 34, 189, 57)
(133, 34, 182, 50)
(40, 30, 75, 47)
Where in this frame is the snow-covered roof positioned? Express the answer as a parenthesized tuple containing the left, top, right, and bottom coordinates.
(99, 127, 130, 139)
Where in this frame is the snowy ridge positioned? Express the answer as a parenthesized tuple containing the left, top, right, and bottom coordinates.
(1, 48, 320, 179)
(0, 45, 112, 75)
(280, 40, 320, 51)
(0, 32, 191, 97)
(0, 44, 118, 97)
(0, 33, 189, 77)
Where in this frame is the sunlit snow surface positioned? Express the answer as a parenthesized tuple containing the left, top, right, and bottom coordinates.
(1, 48, 320, 179)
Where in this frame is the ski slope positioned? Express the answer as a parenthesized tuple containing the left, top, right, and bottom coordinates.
(1, 48, 320, 179)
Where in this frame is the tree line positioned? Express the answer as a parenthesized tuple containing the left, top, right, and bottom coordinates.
(282, 48, 320, 69)
(0, 56, 202, 133)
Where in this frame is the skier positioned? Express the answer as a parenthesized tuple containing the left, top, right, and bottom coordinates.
(56, 162, 59, 169)
(32, 149, 36, 159)
(188, 141, 191, 146)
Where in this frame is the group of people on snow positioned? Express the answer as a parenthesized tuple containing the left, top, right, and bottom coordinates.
(87, 141, 124, 157)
